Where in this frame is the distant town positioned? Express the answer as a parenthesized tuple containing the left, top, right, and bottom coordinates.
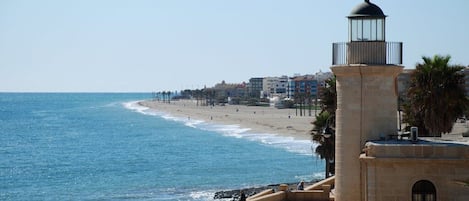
(153, 71, 332, 109)
(153, 67, 469, 109)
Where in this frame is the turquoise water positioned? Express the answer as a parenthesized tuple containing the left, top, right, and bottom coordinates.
(0, 93, 322, 200)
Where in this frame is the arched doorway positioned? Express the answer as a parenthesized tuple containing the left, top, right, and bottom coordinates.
(412, 180, 436, 201)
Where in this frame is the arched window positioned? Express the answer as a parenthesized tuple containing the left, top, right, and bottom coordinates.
(412, 180, 436, 201)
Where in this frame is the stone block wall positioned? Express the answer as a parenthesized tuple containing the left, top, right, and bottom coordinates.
(332, 65, 402, 201)
(361, 142, 469, 201)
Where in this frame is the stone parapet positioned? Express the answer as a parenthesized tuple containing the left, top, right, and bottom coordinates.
(360, 141, 469, 201)
(364, 140, 469, 159)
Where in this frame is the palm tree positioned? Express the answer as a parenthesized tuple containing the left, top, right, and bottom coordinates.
(311, 111, 335, 178)
(320, 77, 337, 116)
(294, 92, 306, 116)
(311, 76, 337, 178)
(160, 91, 165, 102)
(294, 92, 299, 116)
(193, 89, 202, 106)
(166, 91, 172, 104)
(166, 91, 169, 103)
(403, 55, 469, 137)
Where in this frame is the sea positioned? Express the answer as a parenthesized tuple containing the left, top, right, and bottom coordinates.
(0, 93, 323, 201)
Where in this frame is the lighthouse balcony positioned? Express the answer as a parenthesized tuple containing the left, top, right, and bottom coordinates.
(332, 41, 402, 65)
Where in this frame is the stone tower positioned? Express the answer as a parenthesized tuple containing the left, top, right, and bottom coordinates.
(331, 1, 403, 201)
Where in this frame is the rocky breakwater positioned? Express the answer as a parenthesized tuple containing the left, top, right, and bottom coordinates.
(214, 181, 317, 200)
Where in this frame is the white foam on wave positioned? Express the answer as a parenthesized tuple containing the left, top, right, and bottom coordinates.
(202, 123, 317, 156)
(123, 101, 172, 118)
(189, 190, 231, 201)
(295, 172, 325, 182)
(123, 101, 317, 156)
(123, 101, 154, 115)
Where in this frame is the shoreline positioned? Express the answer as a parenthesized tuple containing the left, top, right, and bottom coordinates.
(136, 99, 323, 199)
(138, 99, 317, 141)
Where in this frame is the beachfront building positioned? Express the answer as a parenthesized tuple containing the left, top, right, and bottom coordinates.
(398, 67, 469, 100)
(314, 71, 334, 101)
(248, 77, 264, 98)
(397, 69, 412, 99)
(291, 75, 318, 100)
(261, 76, 289, 98)
(212, 80, 247, 103)
(314, 71, 334, 83)
(287, 77, 295, 99)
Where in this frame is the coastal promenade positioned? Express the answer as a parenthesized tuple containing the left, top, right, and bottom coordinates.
(139, 100, 316, 141)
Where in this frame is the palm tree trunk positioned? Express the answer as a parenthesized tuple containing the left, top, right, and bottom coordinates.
(300, 102, 303, 116)
(325, 156, 330, 178)
(168, 92, 170, 103)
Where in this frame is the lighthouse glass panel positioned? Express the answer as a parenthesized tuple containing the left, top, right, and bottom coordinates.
(376, 18, 384, 40)
(349, 18, 385, 41)
(350, 19, 358, 41)
(363, 19, 371, 40)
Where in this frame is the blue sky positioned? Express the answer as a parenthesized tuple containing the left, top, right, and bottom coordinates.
(1, 0, 468, 92)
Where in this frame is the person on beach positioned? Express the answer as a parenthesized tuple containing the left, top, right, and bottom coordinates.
(297, 181, 304, 190)
(239, 191, 246, 201)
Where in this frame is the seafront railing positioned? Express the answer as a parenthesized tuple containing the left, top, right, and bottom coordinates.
(332, 42, 403, 65)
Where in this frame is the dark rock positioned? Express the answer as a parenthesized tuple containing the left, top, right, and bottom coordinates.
(214, 180, 319, 200)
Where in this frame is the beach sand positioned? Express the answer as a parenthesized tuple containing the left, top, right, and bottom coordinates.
(139, 100, 317, 141)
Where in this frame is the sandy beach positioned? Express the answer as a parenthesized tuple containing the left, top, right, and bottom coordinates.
(139, 100, 317, 141)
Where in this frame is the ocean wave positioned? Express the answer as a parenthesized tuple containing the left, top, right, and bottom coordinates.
(124, 101, 316, 156)
(123, 101, 156, 115)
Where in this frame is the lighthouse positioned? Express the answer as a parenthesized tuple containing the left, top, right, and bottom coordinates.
(331, 1, 403, 200)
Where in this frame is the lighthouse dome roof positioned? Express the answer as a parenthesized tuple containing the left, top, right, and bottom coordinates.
(348, 0, 386, 18)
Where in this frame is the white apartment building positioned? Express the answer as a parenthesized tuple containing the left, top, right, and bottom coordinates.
(261, 76, 289, 98)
